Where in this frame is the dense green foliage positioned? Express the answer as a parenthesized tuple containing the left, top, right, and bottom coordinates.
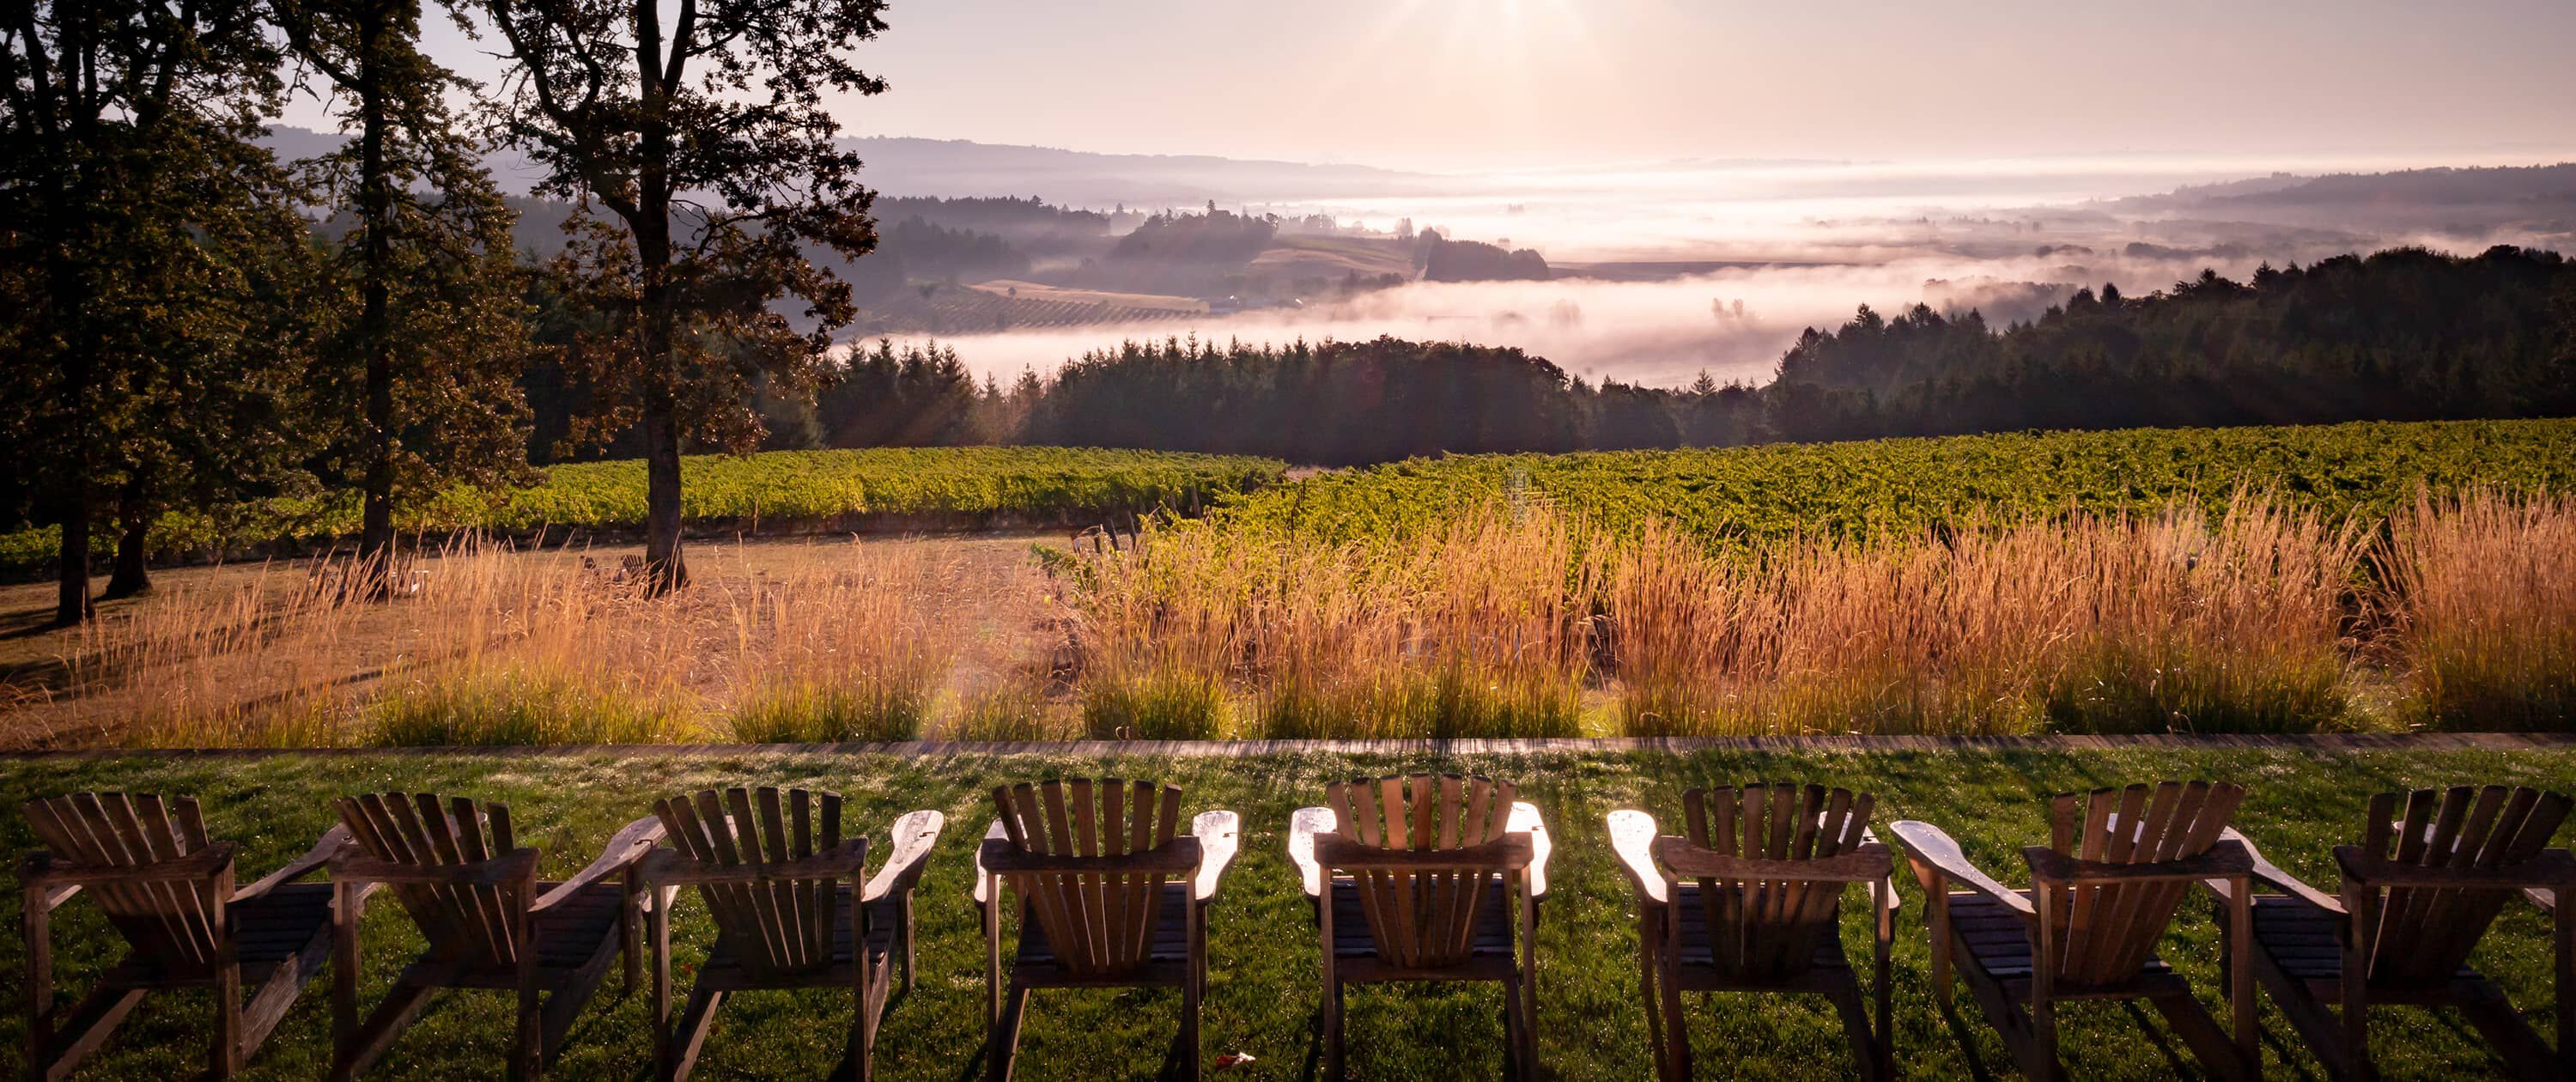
(1770, 246, 2576, 440)
(0, 447, 1284, 574)
(5, 744, 2573, 1079)
(1208, 418, 2576, 547)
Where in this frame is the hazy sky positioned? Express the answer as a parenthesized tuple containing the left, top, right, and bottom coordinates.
(835, 0, 2576, 169)
(303, 0, 2576, 172)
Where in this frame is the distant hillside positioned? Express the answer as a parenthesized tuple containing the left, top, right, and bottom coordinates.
(255, 126, 1443, 205)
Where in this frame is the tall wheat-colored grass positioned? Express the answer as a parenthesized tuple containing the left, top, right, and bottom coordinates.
(1071, 505, 1600, 739)
(25, 491, 2568, 747)
(58, 561, 370, 747)
(2385, 490, 2576, 730)
(1617, 495, 2361, 735)
(722, 550, 955, 743)
(41, 538, 956, 747)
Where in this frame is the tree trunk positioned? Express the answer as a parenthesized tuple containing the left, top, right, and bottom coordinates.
(355, 10, 398, 594)
(640, 393, 687, 593)
(53, 488, 93, 626)
(50, 258, 96, 627)
(100, 477, 152, 599)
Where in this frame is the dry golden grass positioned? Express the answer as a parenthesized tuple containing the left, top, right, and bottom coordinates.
(35, 538, 962, 747)
(2385, 489, 2576, 730)
(1071, 493, 2381, 739)
(1612, 495, 2360, 736)
(12, 490, 2566, 746)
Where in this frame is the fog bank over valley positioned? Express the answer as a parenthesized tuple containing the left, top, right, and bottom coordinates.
(846, 149, 2576, 388)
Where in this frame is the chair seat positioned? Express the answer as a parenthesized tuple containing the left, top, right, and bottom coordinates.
(697, 884, 896, 989)
(1012, 881, 1194, 986)
(112, 882, 337, 987)
(428, 881, 626, 987)
(231, 882, 338, 982)
(2247, 894, 2475, 988)
(1944, 892, 2175, 995)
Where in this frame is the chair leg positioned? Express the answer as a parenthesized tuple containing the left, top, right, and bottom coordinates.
(1826, 971, 1880, 1082)
(1636, 913, 1668, 1082)
(986, 981, 1030, 1082)
(1324, 983, 1346, 1082)
(2150, 988, 2251, 1082)
(660, 985, 722, 1082)
(1657, 956, 1691, 1082)
(901, 895, 918, 994)
(332, 980, 438, 1082)
(213, 961, 245, 1079)
(1504, 974, 1525, 1082)
(29, 984, 147, 1082)
(850, 957, 884, 1082)
(2025, 994, 2060, 1082)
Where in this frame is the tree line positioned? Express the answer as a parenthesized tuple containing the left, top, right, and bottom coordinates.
(3, 0, 895, 623)
(735, 246, 2574, 465)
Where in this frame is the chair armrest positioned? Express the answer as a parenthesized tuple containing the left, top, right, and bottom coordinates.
(1287, 806, 1335, 900)
(2213, 827, 2344, 915)
(534, 816, 665, 913)
(1193, 810, 1240, 903)
(861, 810, 945, 903)
(234, 824, 356, 903)
(1606, 810, 1666, 906)
(1889, 820, 2033, 921)
(20, 853, 82, 911)
(2336, 845, 2576, 891)
(1509, 801, 1551, 900)
(971, 819, 1007, 905)
(1859, 826, 1901, 914)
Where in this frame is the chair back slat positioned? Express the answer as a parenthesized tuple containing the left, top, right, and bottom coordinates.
(1324, 774, 1520, 970)
(2360, 786, 2572, 985)
(2041, 781, 2244, 988)
(652, 787, 851, 976)
(993, 778, 1182, 979)
(24, 793, 228, 969)
(1672, 784, 1874, 981)
(334, 793, 530, 968)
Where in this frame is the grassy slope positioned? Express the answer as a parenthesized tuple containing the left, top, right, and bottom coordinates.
(0, 447, 1287, 574)
(5, 744, 2569, 1079)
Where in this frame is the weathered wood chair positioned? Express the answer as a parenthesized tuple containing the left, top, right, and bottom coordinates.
(1607, 784, 1900, 1081)
(972, 778, 1240, 1081)
(1891, 781, 2257, 1081)
(640, 787, 945, 1081)
(327, 792, 664, 1080)
(2212, 785, 2576, 1080)
(1285, 774, 1552, 1081)
(20, 793, 368, 1080)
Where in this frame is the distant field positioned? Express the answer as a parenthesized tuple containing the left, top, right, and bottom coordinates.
(1247, 234, 1416, 280)
(1210, 418, 2576, 547)
(0, 447, 1287, 575)
(855, 280, 1206, 335)
(968, 279, 1208, 311)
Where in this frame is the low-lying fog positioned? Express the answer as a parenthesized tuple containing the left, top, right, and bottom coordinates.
(871, 152, 2576, 389)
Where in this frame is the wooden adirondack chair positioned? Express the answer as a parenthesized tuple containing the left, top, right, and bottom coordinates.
(327, 793, 664, 1081)
(20, 793, 366, 1081)
(1285, 774, 1552, 1082)
(2212, 785, 2576, 1080)
(972, 779, 1241, 1082)
(640, 787, 945, 1081)
(1891, 781, 2257, 1081)
(1607, 784, 1900, 1081)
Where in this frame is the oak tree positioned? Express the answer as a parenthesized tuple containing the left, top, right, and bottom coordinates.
(477, 0, 888, 589)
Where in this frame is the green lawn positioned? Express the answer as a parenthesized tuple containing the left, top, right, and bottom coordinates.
(5, 744, 2572, 1079)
